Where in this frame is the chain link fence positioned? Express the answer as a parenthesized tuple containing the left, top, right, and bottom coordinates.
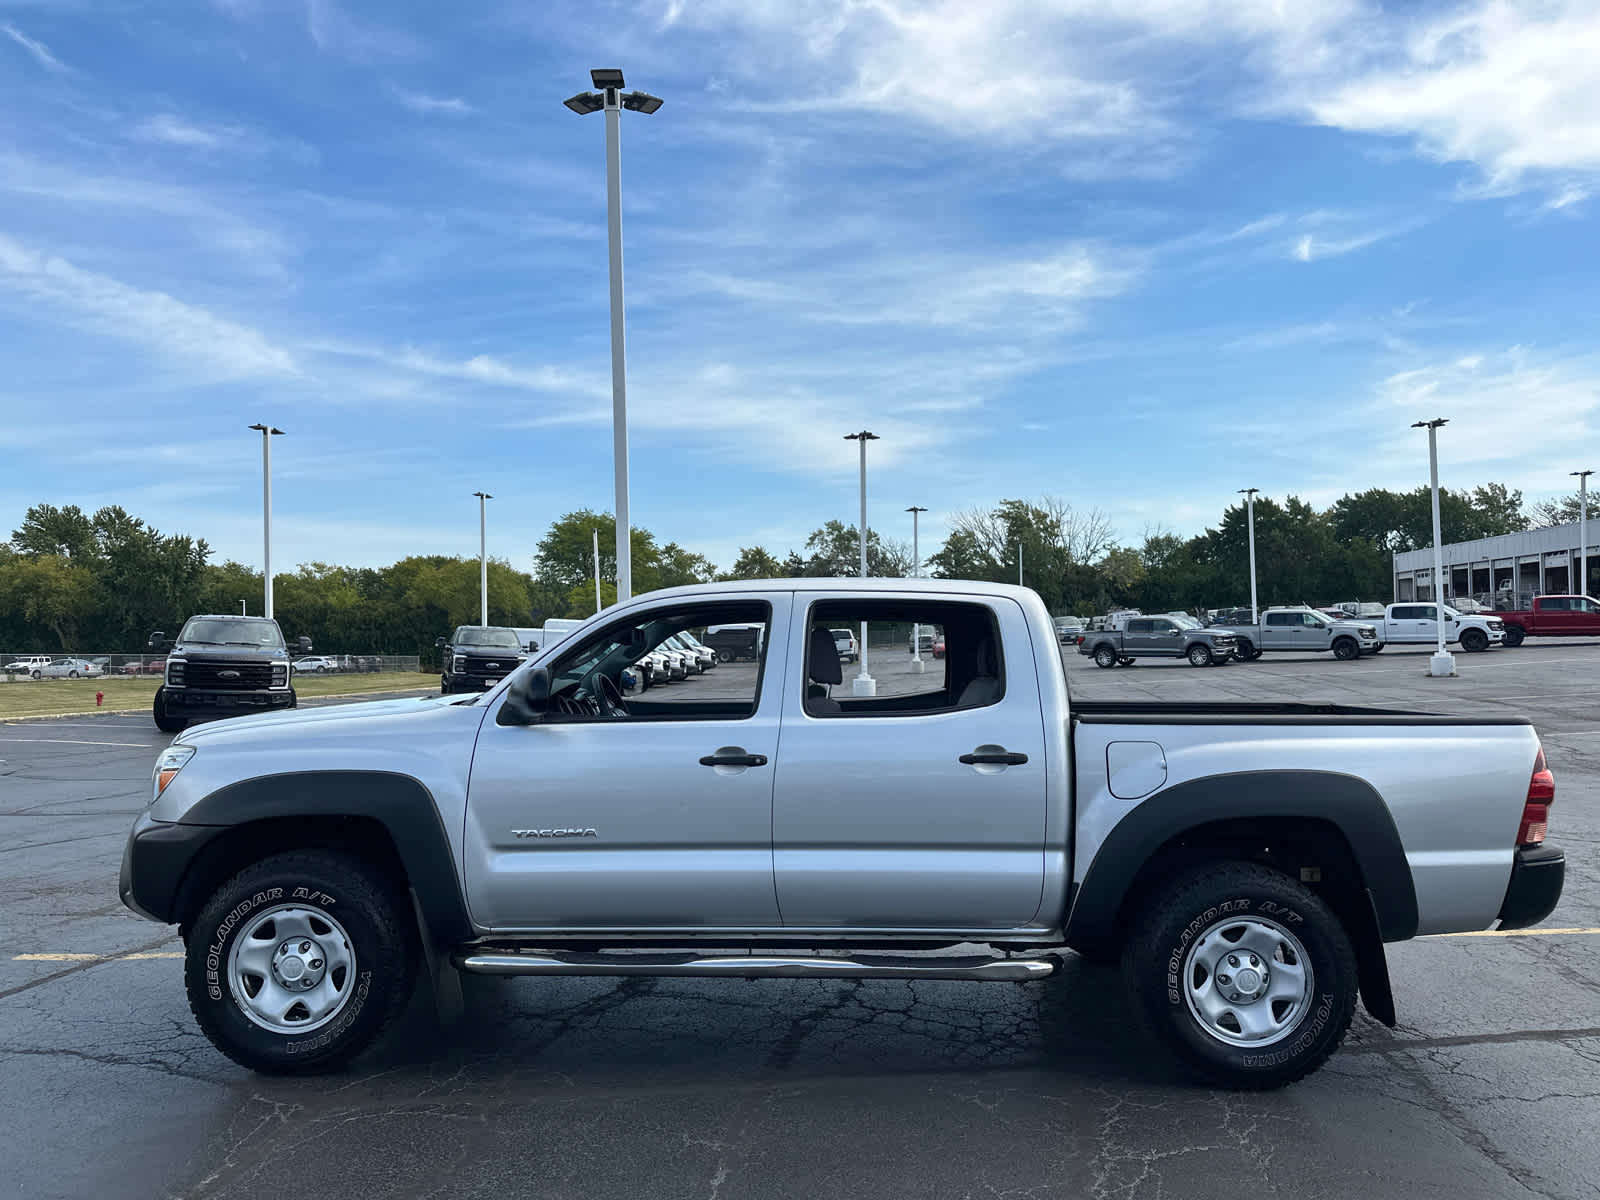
(2, 652, 421, 681)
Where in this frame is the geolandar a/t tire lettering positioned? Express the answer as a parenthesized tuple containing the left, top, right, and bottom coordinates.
(184, 849, 415, 1074)
(1122, 861, 1358, 1089)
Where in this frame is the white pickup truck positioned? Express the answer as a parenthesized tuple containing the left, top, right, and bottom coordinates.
(119, 579, 1564, 1089)
(1371, 603, 1505, 652)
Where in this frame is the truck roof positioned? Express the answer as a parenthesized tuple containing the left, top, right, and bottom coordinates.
(616, 577, 1042, 600)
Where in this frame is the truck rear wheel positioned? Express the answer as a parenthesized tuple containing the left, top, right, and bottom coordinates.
(1094, 646, 1118, 669)
(1123, 861, 1357, 1089)
(1502, 626, 1525, 647)
(185, 849, 416, 1075)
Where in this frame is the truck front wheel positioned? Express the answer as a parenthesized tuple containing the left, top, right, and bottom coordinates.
(1503, 626, 1525, 647)
(1123, 862, 1357, 1089)
(153, 687, 185, 734)
(1187, 644, 1214, 668)
(1460, 628, 1489, 652)
(1332, 637, 1360, 661)
(1094, 646, 1118, 669)
(185, 849, 416, 1075)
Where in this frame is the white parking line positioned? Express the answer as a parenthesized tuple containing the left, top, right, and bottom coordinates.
(0, 738, 151, 747)
(13, 952, 183, 962)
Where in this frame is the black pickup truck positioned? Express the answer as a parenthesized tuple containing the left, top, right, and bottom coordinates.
(150, 615, 308, 732)
(436, 626, 528, 694)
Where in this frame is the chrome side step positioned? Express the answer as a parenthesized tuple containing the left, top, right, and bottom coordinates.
(454, 950, 1061, 982)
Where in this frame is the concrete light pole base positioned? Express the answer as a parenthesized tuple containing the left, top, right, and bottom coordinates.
(910, 658, 926, 673)
(852, 674, 877, 696)
(1428, 651, 1457, 677)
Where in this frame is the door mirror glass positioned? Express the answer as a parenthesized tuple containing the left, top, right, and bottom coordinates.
(296, 636, 313, 653)
(435, 637, 447, 649)
(497, 667, 551, 726)
(147, 631, 168, 650)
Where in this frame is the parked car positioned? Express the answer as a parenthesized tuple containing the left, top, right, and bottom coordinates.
(703, 623, 764, 662)
(1078, 614, 1238, 668)
(123, 657, 165, 676)
(1491, 595, 1600, 647)
(1053, 617, 1084, 644)
(833, 628, 860, 661)
(909, 627, 938, 654)
(1212, 607, 1381, 661)
(120, 577, 1564, 1089)
(292, 655, 340, 674)
(149, 616, 304, 733)
(665, 633, 711, 673)
(38, 656, 103, 679)
(675, 629, 720, 667)
(932, 633, 946, 658)
(437, 627, 528, 695)
(5, 655, 53, 676)
(1371, 604, 1505, 652)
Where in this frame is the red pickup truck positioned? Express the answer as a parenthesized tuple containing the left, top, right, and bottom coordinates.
(1495, 595, 1600, 645)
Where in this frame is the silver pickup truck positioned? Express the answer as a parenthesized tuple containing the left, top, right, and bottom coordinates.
(1214, 606, 1382, 661)
(120, 579, 1564, 1089)
(1077, 614, 1238, 668)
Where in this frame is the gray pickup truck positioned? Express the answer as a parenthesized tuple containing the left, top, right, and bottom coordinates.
(1214, 606, 1382, 661)
(1078, 614, 1238, 668)
(120, 579, 1564, 1089)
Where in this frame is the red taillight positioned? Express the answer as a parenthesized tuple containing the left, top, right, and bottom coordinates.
(1518, 748, 1555, 846)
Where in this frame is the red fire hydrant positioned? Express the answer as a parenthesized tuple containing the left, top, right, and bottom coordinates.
(96, 691, 104, 708)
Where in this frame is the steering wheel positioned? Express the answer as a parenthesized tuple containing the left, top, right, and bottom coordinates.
(594, 671, 629, 718)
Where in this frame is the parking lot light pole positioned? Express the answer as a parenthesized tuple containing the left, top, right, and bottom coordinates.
(248, 424, 284, 618)
(564, 69, 662, 607)
(907, 506, 927, 673)
(473, 492, 492, 626)
(1239, 488, 1259, 623)
(1414, 419, 1455, 677)
(845, 431, 879, 696)
(1574, 470, 1593, 598)
(593, 528, 602, 615)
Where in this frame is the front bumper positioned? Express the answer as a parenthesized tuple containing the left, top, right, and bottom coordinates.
(119, 809, 220, 925)
(1496, 843, 1565, 929)
(163, 688, 295, 716)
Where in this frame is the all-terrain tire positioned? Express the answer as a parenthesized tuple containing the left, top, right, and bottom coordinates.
(153, 687, 186, 733)
(185, 849, 416, 1075)
(1122, 861, 1357, 1090)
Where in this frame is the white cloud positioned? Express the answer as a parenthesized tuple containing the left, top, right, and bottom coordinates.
(1291, 1, 1600, 191)
(132, 114, 234, 149)
(0, 235, 297, 378)
(2, 22, 67, 72)
(1545, 184, 1589, 212)
(1291, 228, 1389, 261)
(394, 89, 474, 116)
(309, 341, 609, 400)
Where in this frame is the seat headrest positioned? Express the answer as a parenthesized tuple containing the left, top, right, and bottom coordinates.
(809, 625, 844, 685)
(973, 635, 999, 677)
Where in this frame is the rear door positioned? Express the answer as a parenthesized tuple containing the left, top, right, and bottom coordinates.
(1390, 604, 1432, 644)
(1262, 611, 1298, 650)
(770, 592, 1047, 930)
(1123, 618, 1156, 654)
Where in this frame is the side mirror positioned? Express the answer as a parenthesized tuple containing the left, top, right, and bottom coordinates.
(496, 667, 551, 726)
(435, 637, 447, 650)
(147, 631, 169, 651)
(296, 636, 313, 653)
(526, 641, 539, 653)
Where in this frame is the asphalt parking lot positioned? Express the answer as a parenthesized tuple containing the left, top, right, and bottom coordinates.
(3, 645, 1597, 1199)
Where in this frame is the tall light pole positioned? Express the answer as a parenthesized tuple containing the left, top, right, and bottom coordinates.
(564, 69, 663, 606)
(1573, 470, 1593, 598)
(845, 430, 879, 696)
(248, 424, 284, 618)
(907, 506, 927, 673)
(1238, 488, 1259, 622)
(593, 528, 603, 615)
(1017, 540, 1024, 587)
(472, 492, 492, 626)
(1413, 418, 1455, 677)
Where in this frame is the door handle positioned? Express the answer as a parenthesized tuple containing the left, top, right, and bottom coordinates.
(960, 749, 1028, 766)
(699, 751, 768, 767)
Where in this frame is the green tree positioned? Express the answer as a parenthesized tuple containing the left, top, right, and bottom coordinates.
(655, 542, 717, 589)
(0, 554, 101, 648)
(534, 510, 667, 596)
(10, 503, 96, 559)
(199, 561, 265, 616)
(1531, 491, 1585, 528)
(722, 546, 783, 580)
(799, 520, 911, 577)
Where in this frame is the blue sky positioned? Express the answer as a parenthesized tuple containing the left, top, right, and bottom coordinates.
(3, 0, 1600, 574)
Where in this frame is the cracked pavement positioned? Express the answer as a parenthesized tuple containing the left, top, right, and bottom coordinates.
(2, 649, 1598, 1199)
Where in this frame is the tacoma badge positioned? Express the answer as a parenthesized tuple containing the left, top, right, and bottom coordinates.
(512, 828, 598, 839)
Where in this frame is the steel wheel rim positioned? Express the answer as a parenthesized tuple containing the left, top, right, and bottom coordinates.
(227, 904, 357, 1035)
(1180, 914, 1315, 1049)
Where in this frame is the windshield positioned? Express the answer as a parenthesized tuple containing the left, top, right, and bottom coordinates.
(677, 630, 706, 649)
(1169, 615, 1202, 629)
(454, 627, 520, 649)
(179, 618, 285, 648)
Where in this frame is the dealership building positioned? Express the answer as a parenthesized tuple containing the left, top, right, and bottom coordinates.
(1393, 520, 1597, 606)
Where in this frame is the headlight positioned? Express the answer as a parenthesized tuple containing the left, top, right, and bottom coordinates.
(153, 744, 195, 801)
(166, 658, 186, 684)
(453, 656, 466, 673)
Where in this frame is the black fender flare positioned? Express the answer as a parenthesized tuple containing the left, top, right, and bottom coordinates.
(167, 771, 473, 945)
(1065, 769, 1419, 948)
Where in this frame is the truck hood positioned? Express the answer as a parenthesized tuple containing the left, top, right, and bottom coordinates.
(179, 692, 473, 744)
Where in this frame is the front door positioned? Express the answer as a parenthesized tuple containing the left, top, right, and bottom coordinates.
(770, 593, 1048, 931)
(464, 594, 790, 931)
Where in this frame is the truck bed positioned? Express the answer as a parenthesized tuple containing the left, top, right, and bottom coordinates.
(1071, 700, 1531, 726)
